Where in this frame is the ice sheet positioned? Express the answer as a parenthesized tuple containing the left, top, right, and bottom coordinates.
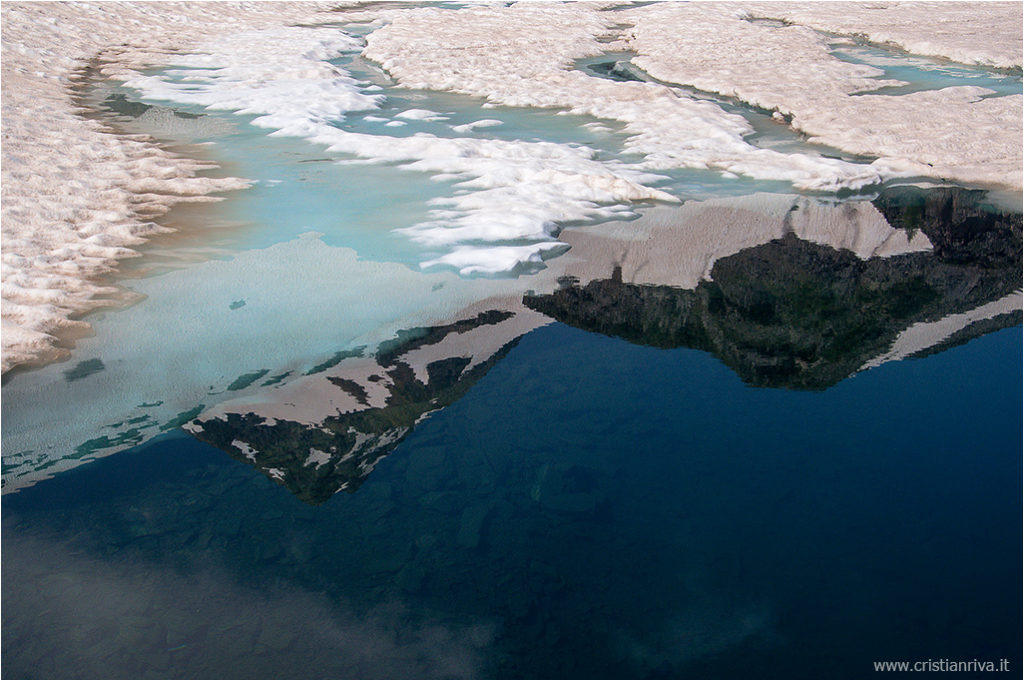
(620, 3, 1022, 190)
(362, 3, 892, 192)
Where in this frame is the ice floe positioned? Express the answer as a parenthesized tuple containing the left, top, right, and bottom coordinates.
(451, 119, 503, 133)
(744, 2, 1023, 70)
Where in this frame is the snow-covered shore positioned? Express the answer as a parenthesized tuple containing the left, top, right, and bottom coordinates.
(1, 2, 337, 373)
(2, 1, 1021, 375)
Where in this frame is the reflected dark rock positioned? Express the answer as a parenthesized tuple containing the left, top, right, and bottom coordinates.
(101, 93, 202, 120)
(525, 187, 1021, 390)
(585, 60, 647, 83)
(872, 185, 1022, 267)
(183, 187, 1021, 502)
(188, 311, 533, 504)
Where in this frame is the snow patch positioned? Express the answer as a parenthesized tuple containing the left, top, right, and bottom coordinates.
(231, 439, 258, 462)
(305, 448, 333, 468)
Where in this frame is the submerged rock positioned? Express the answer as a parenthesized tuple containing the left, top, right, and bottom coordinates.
(456, 503, 493, 548)
(63, 358, 105, 382)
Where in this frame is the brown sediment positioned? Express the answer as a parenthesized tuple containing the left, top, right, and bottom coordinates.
(2, 58, 254, 379)
(2, 2, 340, 377)
(0, 347, 75, 386)
(23, 69, 246, 352)
(70, 65, 253, 267)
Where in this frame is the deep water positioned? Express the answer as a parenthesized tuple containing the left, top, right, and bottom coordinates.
(3, 323, 1021, 679)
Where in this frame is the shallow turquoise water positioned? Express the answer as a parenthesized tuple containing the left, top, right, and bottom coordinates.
(574, 51, 874, 163)
(830, 42, 1023, 98)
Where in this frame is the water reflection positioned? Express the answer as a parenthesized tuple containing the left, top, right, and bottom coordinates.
(7, 46, 1015, 498)
(5, 315, 1019, 678)
(187, 309, 548, 504)
(4, 183, 1020, 673)
(189, 185, 1020, 499)
(527, 186, 1021, 389)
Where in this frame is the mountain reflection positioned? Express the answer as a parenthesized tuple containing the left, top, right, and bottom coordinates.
(187, 309, 549, 504)
(187, 186, 1021, 500)
(527, 187, 1021, 389)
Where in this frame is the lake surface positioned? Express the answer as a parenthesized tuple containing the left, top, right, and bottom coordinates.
(3, 13, 1022, 680)
(3, 322, 1021, 678)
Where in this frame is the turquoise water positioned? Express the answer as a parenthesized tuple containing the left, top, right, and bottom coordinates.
(830, 41, 1023, 98)
(100, 56, 651, 269)
(574, 51, 874, 163)
(337, 56, 634, 151)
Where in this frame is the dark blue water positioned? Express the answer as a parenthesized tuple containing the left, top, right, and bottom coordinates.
(4, 321, 1020, 678)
